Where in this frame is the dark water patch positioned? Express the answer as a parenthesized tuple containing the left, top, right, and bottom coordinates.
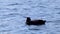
(7, 3, 23, 6)
(54, 20, 60, 23)
(46, 20, 53, 23)
(29, 29, 40, 31)
(0, 13, 27, 19)
(28, 0, 32, 2)
(54, 24, 60, 26)
(55, 8, 60, 9)
(49, 32, 56, 34)
(0, 8, 17, 11)
(10, 13, 19, 15)
(57, 12, 60, 14)
(7, 3, 19, 6)
(27, 25, 45, 31)
(23, 8, 31, 10)
(5, 8, 18, 11)
(8, 13, 26, 18)
(0, 13, 19, 19)
(0, 24, 9, 28)
(31, 5, 47, 8)
(12, 8, 18, 10)
(55, 26, 60, 28)
(0, 30, 12, 32)
(57, 30, 60, 32)
(31, 6, 36, 8)
(46, 19, 60, 23)
(37, 5, 47, 8)
(54, 8, 60, 11)
(0, 8, 10, 10)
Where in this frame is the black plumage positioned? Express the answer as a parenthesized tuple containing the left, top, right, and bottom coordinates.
(26, 17, 46, 26)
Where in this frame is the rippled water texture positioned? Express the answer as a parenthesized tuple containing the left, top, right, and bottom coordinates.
(0, 0, 60, 34)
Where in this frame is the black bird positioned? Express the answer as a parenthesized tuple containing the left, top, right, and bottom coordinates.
(26, 17, 46, 26)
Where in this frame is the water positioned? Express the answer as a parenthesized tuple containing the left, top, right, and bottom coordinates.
(0, 0, 60, 34)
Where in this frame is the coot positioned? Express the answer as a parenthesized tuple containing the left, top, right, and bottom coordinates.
(26, 17, 46, 26)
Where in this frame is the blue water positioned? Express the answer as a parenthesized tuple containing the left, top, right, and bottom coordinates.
(0, 0, 60, 34)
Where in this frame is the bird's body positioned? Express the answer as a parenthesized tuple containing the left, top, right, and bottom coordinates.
(26, 17, 46, 26)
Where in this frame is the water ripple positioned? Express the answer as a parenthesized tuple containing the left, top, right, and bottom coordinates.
(7, 3, 23, 6)
(57, 12, 60, 14)
(0, 13, 19, 19)
(0, 29, 12, 32)
(0, 24, 9, 28)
